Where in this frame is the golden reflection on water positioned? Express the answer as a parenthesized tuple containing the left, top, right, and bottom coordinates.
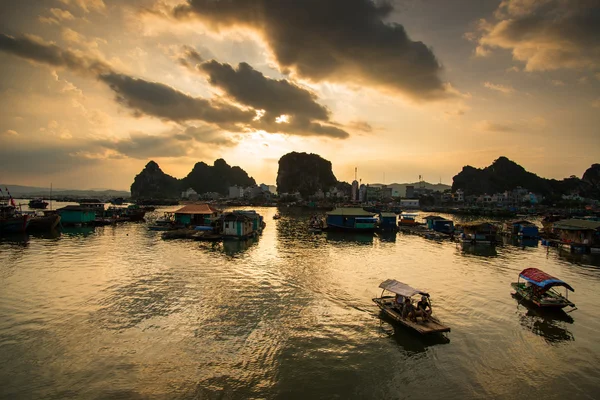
(1, 206, 600, 399)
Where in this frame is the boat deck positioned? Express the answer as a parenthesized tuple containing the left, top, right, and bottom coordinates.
(511, 282, 575, 308)
(373, 297, 451, 334)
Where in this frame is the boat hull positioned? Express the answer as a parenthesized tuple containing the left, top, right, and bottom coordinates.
(0, 216, 30, 233)
(27, 214, 60, 232)
(511, 283, 574, 309)
(372, 297, 450, 335)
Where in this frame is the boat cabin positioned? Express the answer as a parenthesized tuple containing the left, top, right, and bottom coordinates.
(505, 219, 539, 238)
(378, 212, 398, 230)
(221, 212, 255, 239)
(398, 213, 420, 226)
(423, 215, 454, 233)
(511, 268, 575, 309)
(174, 204, 221, 227)
(231, 210, 265, 232)
(459, 221, 498, 244)
(325, 208, 377, 231)
(57, 205, 97, 226)
(552, 219, 600, 251)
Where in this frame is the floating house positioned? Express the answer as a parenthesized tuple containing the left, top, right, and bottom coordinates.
(423, 215, 454, 234)
(504, 219, 539, 238)
(379, 212, 398, 231)
(221, 212, 255, 239)
(57, 205, 97, 226)
(459, 222, 498, 245)
(174, 204, 221, 227)
(398, 213, 420, 227)
(325, 208, 377, 231)
(552, 219, 600, 253)
(232, 210, 265, 233)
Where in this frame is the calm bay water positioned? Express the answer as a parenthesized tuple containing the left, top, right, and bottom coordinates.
(2, 205, 600, 399)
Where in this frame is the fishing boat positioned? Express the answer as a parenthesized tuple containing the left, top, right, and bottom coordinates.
(28, 199, 49, 209)
(0, 204, 30, 233)
(511, 268, 575, 309)
(372, 279, 451, 335)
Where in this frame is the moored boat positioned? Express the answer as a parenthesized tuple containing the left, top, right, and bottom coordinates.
(372, 279, 451, 335)
(28, 199, 49, 209)
(511, 268, 575, 309)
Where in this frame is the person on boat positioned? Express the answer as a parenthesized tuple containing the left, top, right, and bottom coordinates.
(416, 296, 432, 321)
(394, 294, 404, 312)
(402, 298, 416, 321)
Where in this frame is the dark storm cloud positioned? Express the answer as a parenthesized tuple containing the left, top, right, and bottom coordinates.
(173, 0, 448, 100)
(472, 0, 600, 71)
(0, 33, 111, 76)
(200, 61, 330, 120)
(98, 72, 254, 125)
(0, 32, 350, 139)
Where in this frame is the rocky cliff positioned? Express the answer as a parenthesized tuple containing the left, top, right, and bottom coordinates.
(276, 152, 338, 197)
(452, 157, 600, 199)
(180, 158, 256, 195)
(130, 161, 180, 199)
(130, 159, 255, 199)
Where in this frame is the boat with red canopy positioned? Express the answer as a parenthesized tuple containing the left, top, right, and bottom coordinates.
(511, 268, 575, 309)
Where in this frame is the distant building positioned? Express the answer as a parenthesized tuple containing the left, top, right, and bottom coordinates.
(366, 185, 382, 202)
(381, 185, 393, 199)
(229, 186, 244, 199)
(454, 189, 464, 202)
(351, 180, 359, 202)
(181, 188, 199, 201)
(359, 184, 367, 202)
(400, 199, 419, 209)
(405, 185, 415, 198)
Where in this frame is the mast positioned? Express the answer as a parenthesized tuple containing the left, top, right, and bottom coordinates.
(50, 183, 52, 210)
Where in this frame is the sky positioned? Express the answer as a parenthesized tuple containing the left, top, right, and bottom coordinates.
(0, 0, 599, 190)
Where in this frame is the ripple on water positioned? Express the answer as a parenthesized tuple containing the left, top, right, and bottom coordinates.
(2, 207, 600, 399)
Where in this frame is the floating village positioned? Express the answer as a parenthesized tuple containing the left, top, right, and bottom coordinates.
(1, 154, 599, 339)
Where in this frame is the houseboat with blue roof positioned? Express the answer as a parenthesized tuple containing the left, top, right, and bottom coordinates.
(325, 208, 377, 231)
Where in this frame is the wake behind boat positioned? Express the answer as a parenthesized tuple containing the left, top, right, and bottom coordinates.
(373, 279, 450, 335)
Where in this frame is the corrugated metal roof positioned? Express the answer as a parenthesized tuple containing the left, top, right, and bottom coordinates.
(553, 219, 600, 231)
(174, 204, 221, 215)
(380, 212, 397, 218)
(326, 208, 375, 217)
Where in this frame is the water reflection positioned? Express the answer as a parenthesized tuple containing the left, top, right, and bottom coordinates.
(512, 295, 575, 343)
(326, 231, 374, 245)
(459, 243, 498, 257)
(556, 250, 600, 268)
(376, 231, 397, 243)
(501, 236, 539, 248)
(377, 315, 450, 354)
(60, 226, 96, 237)
(222, 237, 259, 256)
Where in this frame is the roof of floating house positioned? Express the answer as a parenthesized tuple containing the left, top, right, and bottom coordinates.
(552, 219, 600, 231)
(423, 215, 446, 221)
(326, 208, 375, 217)
(174, 204, 221, 215)
(509, 219, 535, 225)
(380, 212, 397, 218)
(519, 268, 574, 292)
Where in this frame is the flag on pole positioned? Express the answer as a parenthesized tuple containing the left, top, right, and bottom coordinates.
(5, 187, 15, 207)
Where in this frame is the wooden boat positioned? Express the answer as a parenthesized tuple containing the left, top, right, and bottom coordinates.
(28, 199, 49, 209)
(372, 279, 450, 335)
(511, 268, 575, 309)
